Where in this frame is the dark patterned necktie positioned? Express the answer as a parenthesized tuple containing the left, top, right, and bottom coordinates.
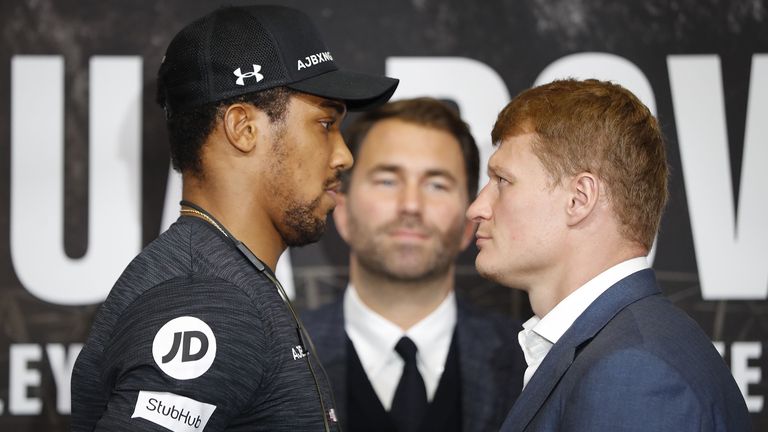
(389, 336, 428, 432)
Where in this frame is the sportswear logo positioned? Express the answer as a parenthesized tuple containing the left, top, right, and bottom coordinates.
(233, 64, 264, 86)
(152, 316, 217, 380)
(292, 344, 308, 360)
(161, 330, 209, 363)
(132, 390, 216, 432)
(297, 51, 333, 71)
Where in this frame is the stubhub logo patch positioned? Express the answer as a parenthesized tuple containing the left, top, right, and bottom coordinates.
(132, 390, 216, 432)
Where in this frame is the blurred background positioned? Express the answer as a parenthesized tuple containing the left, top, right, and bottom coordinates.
(1, 0, 766, 430)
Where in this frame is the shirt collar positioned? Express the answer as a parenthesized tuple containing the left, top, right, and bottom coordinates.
(518, 316, 549, 363)
(344, 285, 457, 377)
(532, 257, 649, 345)
(406, 289, 457, 375)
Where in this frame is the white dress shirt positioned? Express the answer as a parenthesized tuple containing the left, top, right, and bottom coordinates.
(344, 285, 457, 410)
(518, 257, 650, 389)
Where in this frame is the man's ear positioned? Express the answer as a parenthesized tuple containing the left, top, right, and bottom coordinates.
(333, 193, 351, 243)
(567, 172, 599, 226)
(222, 103, 267, 153)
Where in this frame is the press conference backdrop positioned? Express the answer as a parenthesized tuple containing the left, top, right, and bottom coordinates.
(1, 0, 766, 429)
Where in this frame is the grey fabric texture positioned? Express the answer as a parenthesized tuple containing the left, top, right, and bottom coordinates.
(71, 216, 336, 431)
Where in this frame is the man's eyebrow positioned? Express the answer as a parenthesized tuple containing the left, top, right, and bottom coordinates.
(487, 163, 514, 179)
(369, 165, 457, 182)
(424, 169, 458, 182)
(368, 164, 401, 174)
(320, 99, 347, 116)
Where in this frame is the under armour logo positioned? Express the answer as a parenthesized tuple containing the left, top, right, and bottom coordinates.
(233, 64, 264, 86)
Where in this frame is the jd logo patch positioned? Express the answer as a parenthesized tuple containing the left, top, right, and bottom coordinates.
(152, 316, 217, 380)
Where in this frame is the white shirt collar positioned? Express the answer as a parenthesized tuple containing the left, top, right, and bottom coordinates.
(406, 291, 458, 377)
(517, 257, 649, 389)
(344, 285, 457, 406)
(533, 256, 649, 345)
(517, 315, 551, 389)
(344, 286, 403, 377)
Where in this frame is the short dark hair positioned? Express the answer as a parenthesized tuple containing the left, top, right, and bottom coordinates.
(158, 86, 295, 177)
(343, 97, 480, 198)
(492, 79, 668, 249)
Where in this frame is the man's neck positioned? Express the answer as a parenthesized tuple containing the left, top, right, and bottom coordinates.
(529, 243, 648, 317)
(349, 258, 455, 331)
(181, 185, 285, 271)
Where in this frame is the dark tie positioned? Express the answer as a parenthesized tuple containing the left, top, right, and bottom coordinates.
(389, 336, 428, 432)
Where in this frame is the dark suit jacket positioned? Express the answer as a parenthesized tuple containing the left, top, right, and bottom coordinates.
(500, 269, 751, 432)
(302, 295, 526, 432)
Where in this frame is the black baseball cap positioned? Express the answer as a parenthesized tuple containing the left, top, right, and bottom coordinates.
(157, 5, 399, 117)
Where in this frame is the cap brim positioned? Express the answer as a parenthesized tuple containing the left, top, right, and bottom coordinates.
(287, 70, 399, 111)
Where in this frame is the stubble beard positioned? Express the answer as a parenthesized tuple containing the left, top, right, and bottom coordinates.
(281, 196, 327, 247)
(267, 126, 332, 247)
(349, 214, 466, 283)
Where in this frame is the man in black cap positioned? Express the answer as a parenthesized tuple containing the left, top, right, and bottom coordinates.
(71, 5, 397, 431)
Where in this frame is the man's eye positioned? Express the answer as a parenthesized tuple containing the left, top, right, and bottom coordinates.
(319, 120, 332, 130)
(374, 179, 396, 186)
(426, 181, 449, 192)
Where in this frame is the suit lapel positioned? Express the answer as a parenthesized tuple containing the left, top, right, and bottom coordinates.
(500, 342, 576, 432)
(500, 269, 661, 432)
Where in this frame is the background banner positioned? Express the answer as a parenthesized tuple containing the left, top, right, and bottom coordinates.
(1, 0, 766, 429)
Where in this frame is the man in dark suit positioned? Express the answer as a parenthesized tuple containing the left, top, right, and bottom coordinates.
(467, 79, 751, 431)
(303, 98, 525, 432)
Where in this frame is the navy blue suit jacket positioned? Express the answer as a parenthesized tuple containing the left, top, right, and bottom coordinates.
(303, 295, 526, 432)
(500, 269, 751, 432)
